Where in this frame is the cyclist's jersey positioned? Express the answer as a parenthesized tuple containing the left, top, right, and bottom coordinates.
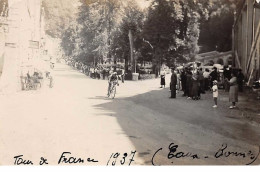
(109, 74, 118, 83)
(110, 75, 117, 82)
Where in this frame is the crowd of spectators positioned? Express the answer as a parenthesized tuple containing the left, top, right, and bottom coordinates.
(65, 60, 125, 82)
(167, 65, 245, 109)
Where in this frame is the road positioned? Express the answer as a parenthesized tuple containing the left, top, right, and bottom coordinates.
(0, 63, 260, 165)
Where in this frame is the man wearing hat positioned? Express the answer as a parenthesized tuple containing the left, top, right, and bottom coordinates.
(170, 68, 177, 99)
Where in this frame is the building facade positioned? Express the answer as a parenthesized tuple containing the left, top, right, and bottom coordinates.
(0, 0, 44, 93)
(233, 0, 260, 84)
(0, 0, 8, 77)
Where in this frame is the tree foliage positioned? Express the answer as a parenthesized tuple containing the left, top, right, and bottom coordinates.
(199, 0, 239, 52)
(0, 0, 8, 18)
(59, 0, 238, 71)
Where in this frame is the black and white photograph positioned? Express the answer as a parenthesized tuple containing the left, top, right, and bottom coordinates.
(0, 0, 260, 168)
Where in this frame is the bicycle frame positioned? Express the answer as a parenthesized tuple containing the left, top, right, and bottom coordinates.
(108, 81, 117, 99)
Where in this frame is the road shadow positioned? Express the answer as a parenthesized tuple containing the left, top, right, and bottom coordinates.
(89, 88, 260, 165)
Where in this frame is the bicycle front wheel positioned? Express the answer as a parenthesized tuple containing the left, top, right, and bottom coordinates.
(111, 86, 116, 99)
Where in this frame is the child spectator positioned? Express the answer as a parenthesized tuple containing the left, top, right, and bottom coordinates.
(212, 80, 218, 108)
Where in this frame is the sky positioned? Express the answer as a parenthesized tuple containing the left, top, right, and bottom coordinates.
(135, 0, 151, 9)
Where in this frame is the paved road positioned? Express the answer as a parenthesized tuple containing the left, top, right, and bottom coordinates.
(0, 63, 260, 165)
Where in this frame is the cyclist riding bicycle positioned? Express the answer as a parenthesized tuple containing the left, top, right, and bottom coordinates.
(107, 72, 119, 96)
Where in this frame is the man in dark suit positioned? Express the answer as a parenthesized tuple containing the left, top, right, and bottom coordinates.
(237, 69, 245, 92)
(210, 67, 218, 88)
(170, 68, 177, 98)
(181, 69, 187, 96)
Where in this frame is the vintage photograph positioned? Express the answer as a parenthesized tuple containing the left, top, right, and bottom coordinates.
(0, 0, 260, 166)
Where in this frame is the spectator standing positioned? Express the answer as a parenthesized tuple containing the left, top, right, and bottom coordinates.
(97, 69, 100, 80)
(191, 72, 199, 100)
(198, 68, 205, 94)
(102, 69, 106, 80)
(176, 70, 181, 91)
(186, 70, 192, 99)
(203, 68, 210, 91)
(121, 68, 125, 83)
(237, 69, 245, 92)
(160, 69, 166, 88)
(90, 67, 94, 78)
(227, 71, 238, 109)
(210, 67, 218, 88)
(94, 68, 98, 79)
(181, 69, 187, 96)
(170, 68, 177, 99)
(223, 66, 231, 92)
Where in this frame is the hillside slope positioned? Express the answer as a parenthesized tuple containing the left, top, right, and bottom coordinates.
(43, 0, 80, 38)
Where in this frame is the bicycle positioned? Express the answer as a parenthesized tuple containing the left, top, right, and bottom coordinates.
(108, 81, 118, 99)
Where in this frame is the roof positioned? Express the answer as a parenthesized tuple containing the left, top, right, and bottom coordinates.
(196, 51, 232, 62)
(197, 51, 219, 58)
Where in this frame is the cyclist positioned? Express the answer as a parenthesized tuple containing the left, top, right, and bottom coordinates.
(107, 72, 119, 96)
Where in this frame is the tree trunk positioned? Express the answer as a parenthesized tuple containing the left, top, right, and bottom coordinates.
(123, 51, 129, 72)
(128, 29, 135, 73)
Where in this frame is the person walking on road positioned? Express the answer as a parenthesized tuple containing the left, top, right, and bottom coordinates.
(170, 68, 177, 99)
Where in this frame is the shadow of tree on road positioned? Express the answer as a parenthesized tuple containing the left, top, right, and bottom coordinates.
(88, 88, 260, 165)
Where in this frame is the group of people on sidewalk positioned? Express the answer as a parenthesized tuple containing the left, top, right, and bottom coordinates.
(212, 71, 240, 109)
(166, 67, 208, 100)
(66, 60, 105, 79)
(66, 59, 125, 83)
(161, 66, 244, 109)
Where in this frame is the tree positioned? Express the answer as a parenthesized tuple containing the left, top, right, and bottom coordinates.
(141, 0, 208, 73)
(110, 1, 144, 72)
(61, 25, 77, 57)
(65, 0, 126, 65)
(59, 0, 236, 73)
(0, 0, 8, 17)
(143, 0, 183, 74)
(199, 0, 237, 52)
(42, 0, 80, 38)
